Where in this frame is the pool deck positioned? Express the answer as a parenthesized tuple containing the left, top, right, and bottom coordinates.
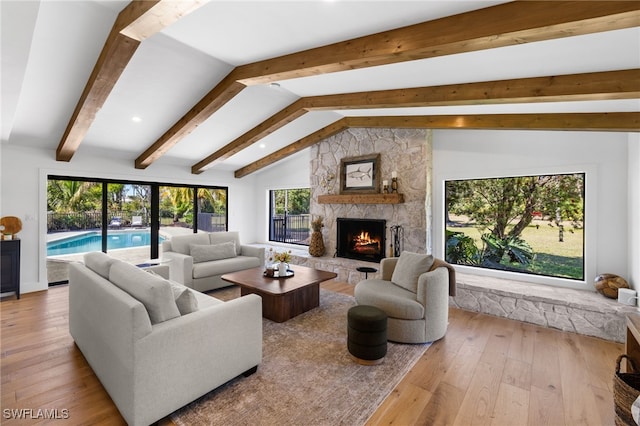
(46, 226, 194, 283)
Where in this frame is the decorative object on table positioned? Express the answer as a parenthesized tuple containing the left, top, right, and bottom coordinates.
(391, 171, 398, 193)
(0, 216, 22, 240)
(308, 216, 325, 257)
(594, 273, 629, 299)
(268, 248, 292, 276)
(278, 262, 288, 276)
(265, 264, 276, 277)
(339, 153, 380, 194)
(614, 354, 640, 426)
(382, 180, 389, 193)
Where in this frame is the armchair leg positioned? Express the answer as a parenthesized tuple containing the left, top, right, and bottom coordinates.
(242, 366, 258, 377)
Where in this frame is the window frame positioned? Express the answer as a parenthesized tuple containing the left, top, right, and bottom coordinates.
(268, 187, 311, 246)
(47, 175, 228, 283)
(433, 164, 596, 290)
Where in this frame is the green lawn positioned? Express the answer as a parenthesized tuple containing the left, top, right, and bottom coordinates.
(446, 219, 584, 280)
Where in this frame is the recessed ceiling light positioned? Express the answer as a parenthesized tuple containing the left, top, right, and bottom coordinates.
(269, 83, 280, 88)
(132, 116, 142, 123)
(259, 143, 266, 149)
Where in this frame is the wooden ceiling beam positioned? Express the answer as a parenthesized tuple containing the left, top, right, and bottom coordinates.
(234, 119, 349, 178)
(309, 69, 640, 110)
(56, 0, 208, 162)
(191, 99, 310, 174)
(136, 71, 246, 169)
(140, 0, 640, 169)
(345, 112, 640, 131)
(194, 69, 639, 174)
(233, 112, 640, 178)
(234, 1, 640, 85)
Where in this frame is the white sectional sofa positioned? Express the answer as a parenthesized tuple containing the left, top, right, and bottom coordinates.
(161, 231, 264, 292)
(69, 251, 262, 426)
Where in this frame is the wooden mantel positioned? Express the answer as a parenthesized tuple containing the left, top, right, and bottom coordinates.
(317, 193, 404, 204)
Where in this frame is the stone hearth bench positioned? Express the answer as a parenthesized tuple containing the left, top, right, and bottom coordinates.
(451, 272, 636, 342)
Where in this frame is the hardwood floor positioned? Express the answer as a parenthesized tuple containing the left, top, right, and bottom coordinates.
(1, 281, 622, 425)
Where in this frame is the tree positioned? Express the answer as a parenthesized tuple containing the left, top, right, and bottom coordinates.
(446, 173, 584, 265)
(47, 180, 100, 212)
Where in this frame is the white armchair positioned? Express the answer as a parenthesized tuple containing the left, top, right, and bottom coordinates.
(354, 252, 456, 343)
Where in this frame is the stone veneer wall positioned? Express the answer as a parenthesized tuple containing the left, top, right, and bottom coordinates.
(451, 273, 636, 342)
(309, 128, 430, 258)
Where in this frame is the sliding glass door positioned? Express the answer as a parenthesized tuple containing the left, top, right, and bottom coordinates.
(47, 177, 227, 285)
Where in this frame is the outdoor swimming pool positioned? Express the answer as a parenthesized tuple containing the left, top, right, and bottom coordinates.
(47, 231, 165, 256)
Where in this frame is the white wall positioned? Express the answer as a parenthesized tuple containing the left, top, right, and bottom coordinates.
(629, 133, 640, 289)
(432, 129, 630, 290)
(0, 144, 258, 294)
(2, 130, 634, 295)
(250, 149, 310, 245)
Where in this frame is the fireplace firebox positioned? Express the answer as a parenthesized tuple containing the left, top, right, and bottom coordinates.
(336, 218, 386, 262)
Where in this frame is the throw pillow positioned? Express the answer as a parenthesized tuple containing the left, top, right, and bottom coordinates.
(169, 281, 199, 315)
(391, 251, 435, 293)
(209, 231, 242, 256)
(109, 261, 180, 324)
(190, 241, 237, 263)
(83, 251, 117, 280)
(168, 233, 210, 255)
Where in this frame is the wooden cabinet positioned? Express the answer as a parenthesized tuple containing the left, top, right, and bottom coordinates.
(1, 239, 20, 299)
(626, 313, 640, 372)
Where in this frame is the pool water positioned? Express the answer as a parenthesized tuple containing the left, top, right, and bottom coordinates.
(47, 231, 164, 256)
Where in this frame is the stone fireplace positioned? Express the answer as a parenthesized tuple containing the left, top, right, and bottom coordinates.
(336, 218, 386, 262)
(286, 127, 432, 284)
(310, 128, 431, 260)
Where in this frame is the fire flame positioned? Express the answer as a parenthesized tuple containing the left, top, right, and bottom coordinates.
(352, 230, 380, 253)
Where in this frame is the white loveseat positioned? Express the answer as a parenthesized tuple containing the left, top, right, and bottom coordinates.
(161, 231, 264, 292)
(69, 252, 262, 426)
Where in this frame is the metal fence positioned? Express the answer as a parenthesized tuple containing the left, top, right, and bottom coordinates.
(197, 213, 227, 232)
(47, 211, 150, 233)
(270, 214, 310, 245)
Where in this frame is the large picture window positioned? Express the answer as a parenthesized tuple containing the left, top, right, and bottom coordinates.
(269, 188, 310, 245)
(444, 173, 585, 281)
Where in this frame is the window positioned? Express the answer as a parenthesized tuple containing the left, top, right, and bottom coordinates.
(444, 173, 585, 281)
(47, 176, 227, 284)
(269, 188, 310, 245)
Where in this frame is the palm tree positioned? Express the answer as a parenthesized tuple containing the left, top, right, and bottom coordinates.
(47, 180, 99, 212)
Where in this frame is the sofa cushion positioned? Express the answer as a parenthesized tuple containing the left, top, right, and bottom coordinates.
(192, 256, 261, 279)
(354, 279, 425, 320)
(209, 231, 242, 256)
(168, 233, 210, 255)
(109, 261, 181, 324)
(168, 281, 199, 315)
(84, 251, 117, 280)
(391, 251, 434, 293)
(190, 241, 236, 263)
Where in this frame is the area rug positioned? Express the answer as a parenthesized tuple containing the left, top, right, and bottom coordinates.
(171, 288, 431, 426)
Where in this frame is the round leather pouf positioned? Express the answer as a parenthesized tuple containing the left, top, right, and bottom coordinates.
(348, 305, 387, 365)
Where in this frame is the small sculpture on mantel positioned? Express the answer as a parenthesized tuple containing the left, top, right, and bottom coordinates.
(309, 216, 326, 257)
(320, 171, 336, 194)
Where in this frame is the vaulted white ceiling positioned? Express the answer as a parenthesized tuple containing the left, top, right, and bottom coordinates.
(2, 0, 639, 175)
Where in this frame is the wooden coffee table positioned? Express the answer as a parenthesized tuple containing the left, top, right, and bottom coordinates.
(221, 265, 337, 322)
